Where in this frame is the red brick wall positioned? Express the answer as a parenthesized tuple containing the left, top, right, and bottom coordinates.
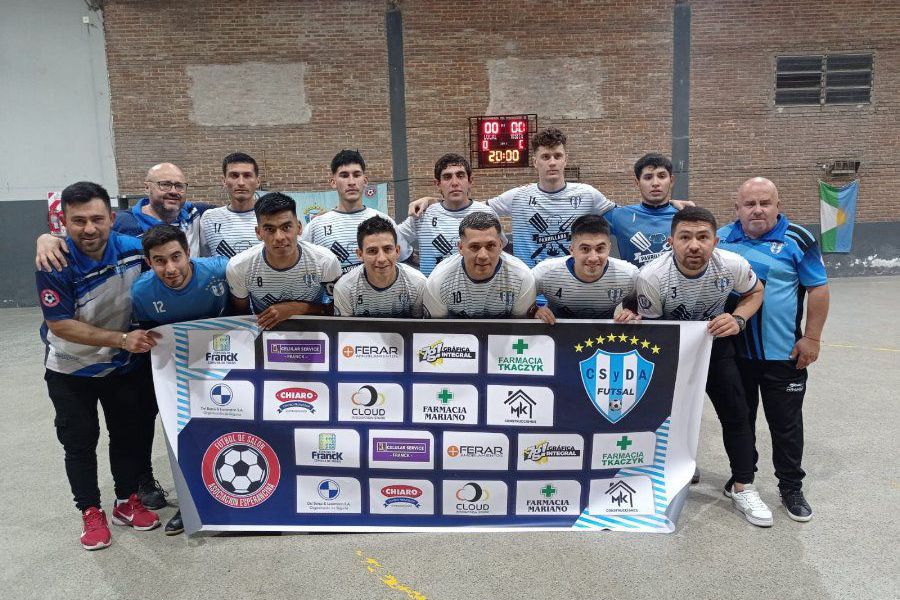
(102, 0, 898, 224)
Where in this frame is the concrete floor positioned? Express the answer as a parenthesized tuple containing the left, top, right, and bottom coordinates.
(1, 277, 897, 600)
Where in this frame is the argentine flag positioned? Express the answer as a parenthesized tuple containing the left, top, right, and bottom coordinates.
(819, 180, 858, 253)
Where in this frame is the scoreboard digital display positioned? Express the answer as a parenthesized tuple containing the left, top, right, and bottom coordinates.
(470, 114, 536, 169)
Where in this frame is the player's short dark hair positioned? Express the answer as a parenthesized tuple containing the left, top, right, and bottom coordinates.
(433, 153, 472, 181)
(142, 224, 189, 257)
(633, 153, 673, 179)
(459, 211, 502, 237)
(571, 214, 611, 239)
(222, 152, 259, 176)
(331, 149, 366, 174)
(531, 128, 566, 153)
(60, 181, 111, 213)
(671, 206, 717, 234)
(357, 215, 397, 248)
(254, 192, 296, 219)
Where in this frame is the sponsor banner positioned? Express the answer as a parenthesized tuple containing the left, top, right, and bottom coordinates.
(337, 382, 404, 423)
(442, 480, 508, 516)
(294, 428, 361, 468)
(485, 385, 554, 427)
(487, 335, 555, 375)
(369, 478, 435, 515)
(297, 476, 362, 514)
(337, 331, 404, 373)
(517, 433, 585, 471)
(411, 383, 479, 425)
(588, 476, 655, 515)
(515, 480, 581, 516)
(369, 429, 435, 470)
(262, 331, 329, 372)
(153, 316, 712, 534)
(412, 333, 479, 374)
(591, 432, 656, 469)
(442, 431, 510, 471)
(188, 330, 255, 370)
(189, 380, 255, 420)
(262, 381, 330, 421)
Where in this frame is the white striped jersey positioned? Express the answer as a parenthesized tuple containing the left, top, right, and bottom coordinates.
(532, 256, 638, 319)
(300, 206, 410, 274)
(199, 205, 259, 258)
(396, 200, 499, 276)
(635, 249, 757, 320)
(489, 182, 616, 268)
(423, 252, 536, 319)
(226, 241, 341, 313)
(332, 263, 426, 318)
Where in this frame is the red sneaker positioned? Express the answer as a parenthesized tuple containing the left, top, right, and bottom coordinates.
(81, 507, 112, 551)
(112, 494, 160, 531)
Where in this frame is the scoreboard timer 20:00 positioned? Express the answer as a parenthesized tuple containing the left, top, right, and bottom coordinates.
(470, 114, 536, 169)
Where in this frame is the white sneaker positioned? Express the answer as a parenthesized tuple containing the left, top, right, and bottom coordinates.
(730, 484, 773, 527)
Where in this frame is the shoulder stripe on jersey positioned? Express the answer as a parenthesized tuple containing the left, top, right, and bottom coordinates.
(786, 224, 814, 253)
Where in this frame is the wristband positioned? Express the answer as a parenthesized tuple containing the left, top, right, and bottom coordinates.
(803, 335, 821, 342)
(120, 333, 128, 350)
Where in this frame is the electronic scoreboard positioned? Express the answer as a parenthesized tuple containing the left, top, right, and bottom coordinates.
(469, 114, 537, 169)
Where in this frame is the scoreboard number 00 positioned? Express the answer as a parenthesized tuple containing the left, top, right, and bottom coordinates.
(469, 114, 536, 169)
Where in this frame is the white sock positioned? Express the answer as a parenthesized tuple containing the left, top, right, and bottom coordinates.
(115, 498, 129, 506)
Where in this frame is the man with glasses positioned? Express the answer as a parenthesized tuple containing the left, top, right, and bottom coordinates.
(36, 163, 211, 271)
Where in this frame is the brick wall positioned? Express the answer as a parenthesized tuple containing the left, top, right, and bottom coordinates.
(102, 0, 898, 225)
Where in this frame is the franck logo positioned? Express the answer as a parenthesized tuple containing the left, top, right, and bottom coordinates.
(212, 334, 230, 352)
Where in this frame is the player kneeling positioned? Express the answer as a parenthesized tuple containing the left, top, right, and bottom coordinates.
(332, 216, 426, 317)
(531, 215, 639, 324)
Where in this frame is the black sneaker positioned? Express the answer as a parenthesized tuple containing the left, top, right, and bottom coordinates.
(138, 476, 168, 510)
(165, 510, 184, 536)
(781, 489, 812, 522)
(722, 477, 735, 498)
(691, 468, 701, 485)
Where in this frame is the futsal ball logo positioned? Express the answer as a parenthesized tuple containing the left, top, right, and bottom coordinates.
(202, 432, 280, 508)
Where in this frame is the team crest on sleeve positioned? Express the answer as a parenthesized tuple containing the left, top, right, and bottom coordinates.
(580, 349, 654, 424)
(40, 289, 60, 308)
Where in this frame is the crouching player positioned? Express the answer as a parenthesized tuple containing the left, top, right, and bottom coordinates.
(131, 224, 230, 535)
(333, 216, 426, 317)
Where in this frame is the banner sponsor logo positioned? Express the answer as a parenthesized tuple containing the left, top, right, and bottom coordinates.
(442, 432, 509, 471)
(262, 331, 329, 372)
(411, 383, 478, 425)
(369, 478, 434, 514)
(201, 432, 280, 508)
(515, 480, 581, 515)
(337, 332, 404, 373)
(337, 382, 404, 422)
(189, 380, 255, 419)
(588, 476, 655, 515)
(412, 333, 479, 374)
(369, 430, 435, 470)
(580, 349, 654, 423)
(591, 432, 656, 469)
(296, 476, 361, 513)
(294, 428, 361, 468)
(263, 381, 330, 421)
(517, 434, 584, 470)
(486, 385, 554, 427)
(487, 335, 555, 375)
(188, 330, 255, 369)
(443, 480, 508, 516)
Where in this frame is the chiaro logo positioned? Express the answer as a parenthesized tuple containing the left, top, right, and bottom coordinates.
(381, 484, 423, 508)
(275, 387, 318, 413)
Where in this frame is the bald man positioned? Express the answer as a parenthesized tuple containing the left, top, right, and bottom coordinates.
(36, 163, 213, 271)
(717, 177, 830, 522)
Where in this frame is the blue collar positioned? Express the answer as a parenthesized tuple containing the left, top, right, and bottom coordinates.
(724, 214, 788, 243)
(132, 198, 192, 227)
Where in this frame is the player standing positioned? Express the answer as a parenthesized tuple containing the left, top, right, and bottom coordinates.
(635, 207, 771, 526)
(199, 152, 263, 258)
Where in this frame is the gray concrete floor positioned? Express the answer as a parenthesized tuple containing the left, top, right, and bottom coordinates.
(1, 277, 897, 600)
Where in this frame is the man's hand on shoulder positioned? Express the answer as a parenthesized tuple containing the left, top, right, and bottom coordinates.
(36, 234, 69, 272)
(408, 196, 440, 218)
